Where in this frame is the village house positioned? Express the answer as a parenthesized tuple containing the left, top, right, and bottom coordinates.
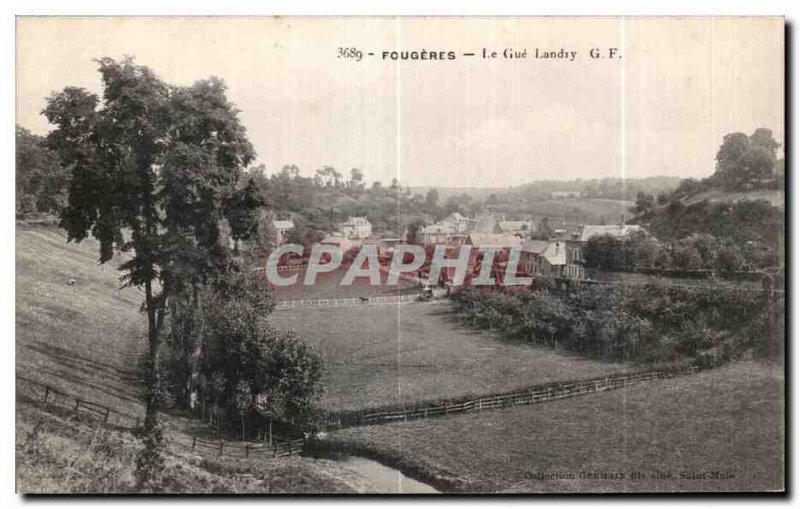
(573, 223, 647, 263)
(272, 219, 295, 245)
(514, 223, 649, 281)
(466, 233, 523, 250)
(420, 222, 458, 245)
(520, 239, 585, 279)
(442, 212, 471, 233)
(339, 216, 372, 239)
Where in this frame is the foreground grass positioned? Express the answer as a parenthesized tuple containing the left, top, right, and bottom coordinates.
(327, 361, 784, 493)
(16, 402, 375, 494)
(270, 302, 625, 411)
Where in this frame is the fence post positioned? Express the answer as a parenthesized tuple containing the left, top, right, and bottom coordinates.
(245, 444, 250, 458)
(192, 437, 197, 451)
(273, 443, 278, 458)
(219, 440, 223, 456)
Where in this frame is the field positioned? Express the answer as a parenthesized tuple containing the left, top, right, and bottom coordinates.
(327, 361, 784, 493)
(269, 302, 625, 411)
(492, 198, 634, 225)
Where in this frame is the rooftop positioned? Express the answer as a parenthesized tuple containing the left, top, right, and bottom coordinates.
(521, 239, 549, 254)
(467, 233, 522, 249)
(341, 216, 371, 226)
(272, 220, 295, 230)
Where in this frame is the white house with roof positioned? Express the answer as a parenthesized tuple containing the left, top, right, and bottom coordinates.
(442, 212, 471, 233)
(272, 219, 295, 245)
(339, 216, 372, 239)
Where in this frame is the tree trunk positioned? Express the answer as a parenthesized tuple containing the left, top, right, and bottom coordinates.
(143, 277, 163, 433)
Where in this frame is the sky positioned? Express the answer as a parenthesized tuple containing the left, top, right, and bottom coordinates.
(16, 16, 784, 188)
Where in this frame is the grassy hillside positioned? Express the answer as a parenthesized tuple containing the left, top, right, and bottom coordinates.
(327, 361, 784, 493)
(15, 224, 373, 494)
(16, 224, 145, 415)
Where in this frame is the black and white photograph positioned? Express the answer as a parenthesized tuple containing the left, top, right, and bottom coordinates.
(12, 13, 786, 496)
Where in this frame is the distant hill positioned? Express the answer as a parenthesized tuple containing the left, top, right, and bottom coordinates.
(405, 187, 506, 202)
(488, 198, 634, 225)
(407, 176, 682, 204)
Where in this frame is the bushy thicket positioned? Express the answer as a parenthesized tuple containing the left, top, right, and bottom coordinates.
(451, 282, 780, 367)
(161, 269, 324, 436)
(583, 227, 781, 273)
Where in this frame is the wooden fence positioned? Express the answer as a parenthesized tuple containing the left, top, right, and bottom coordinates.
(167, 432, 305, 459)
(16, 376, 305, 458)
(321, 366, 702, 429)
(18, 365, 705, 446)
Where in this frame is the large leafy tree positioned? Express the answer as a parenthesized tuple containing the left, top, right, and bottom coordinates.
(714, 128, 780, 190)
(43, 57, 257, 487)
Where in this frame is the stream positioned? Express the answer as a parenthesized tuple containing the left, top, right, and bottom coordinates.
(325, 453, 441, 494)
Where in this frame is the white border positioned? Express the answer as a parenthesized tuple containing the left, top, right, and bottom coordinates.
(4, 2, 796, 508)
